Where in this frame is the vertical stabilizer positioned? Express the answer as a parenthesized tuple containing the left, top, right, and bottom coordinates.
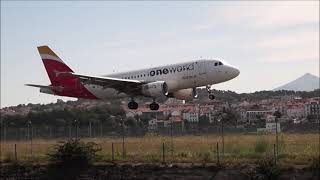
(37, 46, 75, 86)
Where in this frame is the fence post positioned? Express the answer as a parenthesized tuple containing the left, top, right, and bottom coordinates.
(14, 144, 17, 161)
(162, 142, 165, 164)
(216, 142, 220, 165)
(112, 142, 114, 162)
(273, 144, 277, 165)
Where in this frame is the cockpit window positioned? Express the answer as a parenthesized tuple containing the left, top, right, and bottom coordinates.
(219, 62, 223, 65)
(214, 62, 218, 66)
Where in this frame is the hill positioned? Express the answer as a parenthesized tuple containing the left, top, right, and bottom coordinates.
(274, 73, 319, 91)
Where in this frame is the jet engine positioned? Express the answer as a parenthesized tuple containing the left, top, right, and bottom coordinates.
(168, 88, 198, 100)
(141, 81, 168, 97)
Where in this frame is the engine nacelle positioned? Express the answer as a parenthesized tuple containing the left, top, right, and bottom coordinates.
(141, 81, 168, 97)
(169, 88, 198, 100)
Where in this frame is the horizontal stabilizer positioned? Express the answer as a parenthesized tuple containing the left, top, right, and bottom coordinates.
(25, 84, 51, 88)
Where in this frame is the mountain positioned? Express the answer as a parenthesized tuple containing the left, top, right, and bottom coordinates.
(274, 73, 320, 92)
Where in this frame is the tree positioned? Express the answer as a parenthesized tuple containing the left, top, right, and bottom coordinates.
(198, 115, 210, 128)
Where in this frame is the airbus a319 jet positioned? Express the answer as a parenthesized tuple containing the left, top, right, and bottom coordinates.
(26, 46, 240, 111)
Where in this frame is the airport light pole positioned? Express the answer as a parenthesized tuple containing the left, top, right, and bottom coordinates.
(170, 116, 173, 157)
(27, 120, 33, 158)
(74, 119, 78, 139)
(68, 122, 71, 140)
(121, 118, 125, 159)
(317, 106, 320, 163)
(88, 120, 92, 138)
(273, 110, 281, 158)
(3, 121, 7, 142)
(221, 108, 227, 159)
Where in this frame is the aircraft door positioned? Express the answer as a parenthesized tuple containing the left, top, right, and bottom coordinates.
(195, 61, 207, 86)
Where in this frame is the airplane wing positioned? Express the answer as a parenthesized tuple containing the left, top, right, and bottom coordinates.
(59, 72, 147, 96)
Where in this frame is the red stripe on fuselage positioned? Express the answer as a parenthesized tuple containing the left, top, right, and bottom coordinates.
(42, 59, 98, 99)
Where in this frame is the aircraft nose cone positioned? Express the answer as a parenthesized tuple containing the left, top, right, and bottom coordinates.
(229, 66, 240, 79)
(234, 67, 240, 77)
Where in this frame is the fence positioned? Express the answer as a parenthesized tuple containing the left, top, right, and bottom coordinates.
(1, 133, 319, 164)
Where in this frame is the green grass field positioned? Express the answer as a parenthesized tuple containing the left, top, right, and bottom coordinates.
(1, 133, 319, 165)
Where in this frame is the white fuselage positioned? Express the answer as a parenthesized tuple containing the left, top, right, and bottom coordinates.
(83, 59, 240, 99)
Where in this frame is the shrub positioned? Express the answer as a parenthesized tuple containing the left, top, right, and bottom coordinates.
(46, 139, 101, 180)
(256, 157, 281, 180)
(255, 138, 268, 154)
(199, 151, 212, 163)
(309, 157, 320, 175)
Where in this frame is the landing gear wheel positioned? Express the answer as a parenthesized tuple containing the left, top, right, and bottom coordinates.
(207, 85, 215, 100)
(209, 94, 215, 100)
(128, 101, 138, 110)
(149, 102, 160, 111)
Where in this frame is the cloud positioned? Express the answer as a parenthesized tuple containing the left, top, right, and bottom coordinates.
(256, 30, 319, 62)
(210, 1, 319, 29)
(191, 24, 211, 31)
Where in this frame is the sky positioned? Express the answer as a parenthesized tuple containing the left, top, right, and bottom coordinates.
(1, 1, 319, 107)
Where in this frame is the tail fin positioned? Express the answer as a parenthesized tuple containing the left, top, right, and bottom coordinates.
(38, 46, 75, 86)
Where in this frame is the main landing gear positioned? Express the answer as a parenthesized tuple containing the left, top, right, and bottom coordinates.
(149, 101, 160, 111)
(128, 100, 138, 110)
(206, 85, 215, 100)
(127, 98, 160, 111)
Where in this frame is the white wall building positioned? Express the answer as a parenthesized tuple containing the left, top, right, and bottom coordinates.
(266, 122, 281, 133)
(182, 112, 199, 123)
(148, 119, 158, 132)
(257, 122, 281, 133)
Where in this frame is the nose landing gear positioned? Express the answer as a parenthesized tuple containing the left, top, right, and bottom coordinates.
(206, 85, 215, 100)
(209, 94, 215, 100)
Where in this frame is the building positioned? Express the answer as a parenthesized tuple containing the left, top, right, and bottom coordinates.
(148, 119, 158, 132)
(257, 122, 281, 133)
(148, 118, 184, 134)
(305, 102, 320, 116)
(286, 106, 305, 118)
(266, 122, 281, 133)
(246, 110, 273, 122)
(182, 111, 199, 123)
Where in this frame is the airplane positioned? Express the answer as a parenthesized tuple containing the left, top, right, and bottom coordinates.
(26, 46, 240, 111)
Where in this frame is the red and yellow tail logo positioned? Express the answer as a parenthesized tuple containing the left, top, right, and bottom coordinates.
(38, 46, 74, 86)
